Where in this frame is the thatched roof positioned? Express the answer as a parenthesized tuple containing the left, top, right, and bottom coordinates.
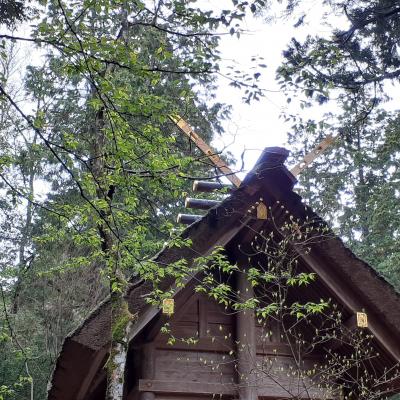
(48, 147, 400, 400)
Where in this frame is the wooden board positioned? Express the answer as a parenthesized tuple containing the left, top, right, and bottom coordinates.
(170, 115, 241, 188)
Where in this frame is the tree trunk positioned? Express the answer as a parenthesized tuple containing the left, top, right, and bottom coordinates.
(355, 129, 370, 240)
(88, 7, 132, 397)
(90, 91, 132, 400)
(12, 131, 37, 314)
(106, 295, 135, 400)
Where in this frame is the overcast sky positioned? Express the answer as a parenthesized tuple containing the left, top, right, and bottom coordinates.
(212, 4, 400, 180)
(211, 3, 345, 178)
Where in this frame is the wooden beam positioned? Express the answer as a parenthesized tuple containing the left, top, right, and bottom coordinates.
(236, 269, 258, 400)
(193, 180, 234, 193)
(138, 379, 235, 396)
(82, 368, 106, 400)
(170, 115, 242, 188)
(141, 343, 155, 379)
(290, 135, 335, 177)
(176, 213, 202, 225)
(140, 343, 155, 400)
(137, 379, 331, 399)
(199, 297, 208, 338)
(76, 346, 108, 400)
(173, 113, 337, 192)
(185, 197, 221, 210)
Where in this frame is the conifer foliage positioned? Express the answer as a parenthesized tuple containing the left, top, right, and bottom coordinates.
(271, 0, 400, 289)
(0, 1, 266, 399)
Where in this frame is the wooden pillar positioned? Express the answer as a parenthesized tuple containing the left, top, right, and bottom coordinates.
(236, 270, 258, 400)
(141, 343, 155, 400)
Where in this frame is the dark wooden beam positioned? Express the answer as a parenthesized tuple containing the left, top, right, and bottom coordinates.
(185, 197, 221, 210)
(156, 336, 234, 352)
(236, 270, 258, 400)
(199, 297, 208, 338)
(140, 343, 155, 400)
(137, 379, 330, 399)
(138, 379, 235, 396)
(193, 180, 234, 193)
(84, 368, 106, 400)
(76, 347, 108, 400)
(176, 213, 202, 225)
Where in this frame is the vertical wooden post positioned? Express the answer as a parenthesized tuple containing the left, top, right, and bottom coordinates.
(141, 343, 155, 400)
(236, 270, 258, 400)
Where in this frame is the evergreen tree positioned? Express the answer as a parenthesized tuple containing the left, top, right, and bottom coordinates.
(256, 0, 400, 290)
(286, 104, 400, 289)
(0, 1, 266, 398)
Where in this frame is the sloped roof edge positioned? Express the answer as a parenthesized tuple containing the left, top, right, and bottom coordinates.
(48, 146, 400, 399)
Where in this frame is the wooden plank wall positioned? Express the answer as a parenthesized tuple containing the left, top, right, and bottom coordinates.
(128, 292, 331, 400)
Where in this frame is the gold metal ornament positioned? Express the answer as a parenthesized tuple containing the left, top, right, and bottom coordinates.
(356, 312, 368, 328)
(162, 298, 175, 315)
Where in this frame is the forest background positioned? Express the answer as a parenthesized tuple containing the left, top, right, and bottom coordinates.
(0, 0, 399, 399)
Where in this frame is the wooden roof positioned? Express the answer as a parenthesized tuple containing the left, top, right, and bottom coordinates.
(47, 147, 400, 400)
